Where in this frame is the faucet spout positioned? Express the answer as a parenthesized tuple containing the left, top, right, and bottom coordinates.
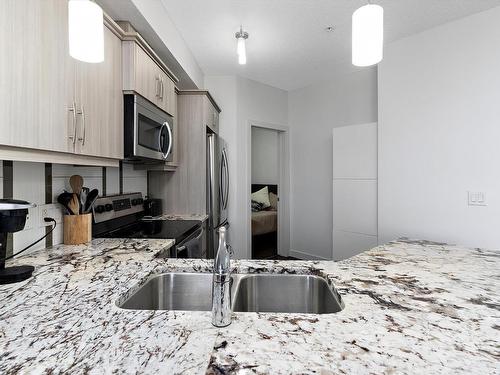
(212, 226, 232, 327)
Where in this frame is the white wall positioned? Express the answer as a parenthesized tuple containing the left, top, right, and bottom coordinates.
(205, 76, 288, 258)
(251, 127, 279, 185)
(288, 68, 378, 259)
(378, 6, 500, 250)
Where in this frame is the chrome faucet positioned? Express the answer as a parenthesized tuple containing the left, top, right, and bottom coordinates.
(211, 226, 232, 327)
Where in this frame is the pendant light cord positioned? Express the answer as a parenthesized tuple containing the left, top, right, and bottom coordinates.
(0, 218, 56, 262)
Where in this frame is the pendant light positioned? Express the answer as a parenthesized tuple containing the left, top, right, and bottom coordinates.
(352, 2, 384, 67)
(68, 0, 104, 63)
(235, 26, 249, 65)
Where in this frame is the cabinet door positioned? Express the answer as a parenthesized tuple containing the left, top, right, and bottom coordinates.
(133, 44, 162, 106)
(156, 71, 176, 116)
(203, 97, 218, 133)
(0, 0, 75, 153)
(75, 26, 123, 159)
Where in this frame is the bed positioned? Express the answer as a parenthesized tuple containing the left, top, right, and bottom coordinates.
(251, 184, 278, 236)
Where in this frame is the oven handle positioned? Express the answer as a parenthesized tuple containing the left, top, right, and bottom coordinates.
(177, 227, 204, 247)
(176, 227, 204, 256)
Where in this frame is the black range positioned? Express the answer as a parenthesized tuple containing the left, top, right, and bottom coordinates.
(92, 193, 205, 258)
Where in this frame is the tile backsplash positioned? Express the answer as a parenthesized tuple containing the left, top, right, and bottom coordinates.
(1, 161, 148, 256)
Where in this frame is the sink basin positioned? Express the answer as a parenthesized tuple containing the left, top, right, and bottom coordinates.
(232, 274, 343, 314)
(120, 273, 213, 311)
(118, 272, 343, 314)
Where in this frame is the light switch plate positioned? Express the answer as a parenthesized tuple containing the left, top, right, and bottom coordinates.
(468, 191, 487, 206)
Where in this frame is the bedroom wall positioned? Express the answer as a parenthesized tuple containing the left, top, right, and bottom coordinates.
(378, 6, 500, 250)
(288, 68, 378, 259)
(251, 127, 279, 185)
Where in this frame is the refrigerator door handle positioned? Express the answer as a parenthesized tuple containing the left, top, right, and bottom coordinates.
(219, 151, 225, 209)
(221, 148, 229, 210)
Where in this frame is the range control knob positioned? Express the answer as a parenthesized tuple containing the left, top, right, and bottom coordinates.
(104, 204, 113, 212)
(95, 205, 105, 214)
(132, 198, 144, 206)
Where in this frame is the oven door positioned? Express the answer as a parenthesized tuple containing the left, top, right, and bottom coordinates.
(176, 227, 204, 258)
(134, 96, 173, 162)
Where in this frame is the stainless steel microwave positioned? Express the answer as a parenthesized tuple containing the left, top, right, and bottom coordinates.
(124, 94, 174, 162)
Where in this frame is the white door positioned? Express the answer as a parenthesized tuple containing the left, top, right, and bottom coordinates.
(332, 122, 378, 260)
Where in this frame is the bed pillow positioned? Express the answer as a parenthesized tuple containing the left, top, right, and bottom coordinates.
(251, 186, 270, 208)
(269, 192, 278, 210)
(251, 200, 264, 212)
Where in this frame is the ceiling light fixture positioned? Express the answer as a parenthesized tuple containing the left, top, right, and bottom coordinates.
(235, 26, 249, 65)
(68, 0, 104, 63)
(352, 2, 384, 67)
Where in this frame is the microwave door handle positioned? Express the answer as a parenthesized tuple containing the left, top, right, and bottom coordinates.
(158, 123, 166, 154)
(164, 122, 173, 159)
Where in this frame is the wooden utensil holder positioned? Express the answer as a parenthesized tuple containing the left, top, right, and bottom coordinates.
(63, 214, 92, 245)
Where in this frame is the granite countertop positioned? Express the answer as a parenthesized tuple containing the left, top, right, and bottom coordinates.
(0, 238, 498, 374)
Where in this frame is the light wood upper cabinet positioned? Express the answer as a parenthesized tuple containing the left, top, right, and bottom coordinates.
(122, 41, 177, 117)
(0, 0, 124, 163)
(203, 96, 220, 133)
(74, 26, 123, 159)
(156, 69, 176, 117)
(0, 0, 74, 154)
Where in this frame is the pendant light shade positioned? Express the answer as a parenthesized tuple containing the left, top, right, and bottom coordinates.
(68, 0, 104, 63)
(237, 38, 247, 65)
(235, 26, 249, 65)
(352, 3, 384, 67)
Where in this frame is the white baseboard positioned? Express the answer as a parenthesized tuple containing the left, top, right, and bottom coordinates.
(288, 249, 330, 260)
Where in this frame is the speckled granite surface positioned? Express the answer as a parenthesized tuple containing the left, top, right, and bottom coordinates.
(1, 238, 498, 374)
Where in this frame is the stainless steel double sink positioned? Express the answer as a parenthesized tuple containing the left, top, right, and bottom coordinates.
(119, 272, 344, 314)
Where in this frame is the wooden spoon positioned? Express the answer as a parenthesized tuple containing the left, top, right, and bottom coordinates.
(69, 175, 84, 195)
(67, 193, 80, 216)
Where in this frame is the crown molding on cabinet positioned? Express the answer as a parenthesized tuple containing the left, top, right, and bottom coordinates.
(116, 21, 179, 84)
(177, 90, 221, 113)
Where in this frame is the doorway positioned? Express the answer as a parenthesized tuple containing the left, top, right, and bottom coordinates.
(248, 123, 291, 260)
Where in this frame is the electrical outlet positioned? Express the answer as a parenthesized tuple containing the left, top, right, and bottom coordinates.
(39, 203, 64, 226)
(468, 191, 487, 206)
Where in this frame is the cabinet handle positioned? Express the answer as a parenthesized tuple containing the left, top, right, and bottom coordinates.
(155, 76, 160, 98)
(77, 105, 86, 146)
(68, 102, 77, 144)
(160, 78, 164, 100)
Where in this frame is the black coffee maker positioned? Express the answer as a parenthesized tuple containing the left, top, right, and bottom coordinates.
(0, 199, 36, 284)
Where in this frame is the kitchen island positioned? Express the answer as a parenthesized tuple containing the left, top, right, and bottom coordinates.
(0, 238, 498, 374)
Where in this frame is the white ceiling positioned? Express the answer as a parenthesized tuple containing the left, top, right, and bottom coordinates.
(160, 0, 500, 91)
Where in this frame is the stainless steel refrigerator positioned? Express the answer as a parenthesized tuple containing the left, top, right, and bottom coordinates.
(206, 132, 229, 258)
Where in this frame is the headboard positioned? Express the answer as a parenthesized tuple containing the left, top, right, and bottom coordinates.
(251, 184, 278, 195)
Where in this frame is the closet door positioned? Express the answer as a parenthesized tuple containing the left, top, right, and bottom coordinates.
(0, 0, 75, 153)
